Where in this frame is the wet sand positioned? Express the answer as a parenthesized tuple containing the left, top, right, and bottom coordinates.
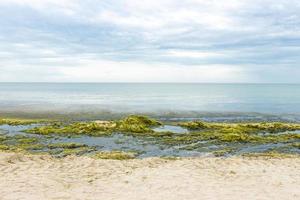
(0, 153, 299, 200)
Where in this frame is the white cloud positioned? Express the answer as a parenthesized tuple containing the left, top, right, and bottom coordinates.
(0, 57, 248, 82)
(167, 50, 226, 59)
(58, 59, 247, 82)
(0, 0, 78, 16)
(88, 0, 240, 31)
(0, 0, 74, 8)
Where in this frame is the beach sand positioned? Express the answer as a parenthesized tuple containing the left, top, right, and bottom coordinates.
(0, 153, 299, 200)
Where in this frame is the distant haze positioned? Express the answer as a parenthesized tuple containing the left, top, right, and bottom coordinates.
(1, 83, 300, 121)
(0, 0, 300, 83)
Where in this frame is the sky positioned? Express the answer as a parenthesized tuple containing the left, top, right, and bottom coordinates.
(0, 0, 300, 83)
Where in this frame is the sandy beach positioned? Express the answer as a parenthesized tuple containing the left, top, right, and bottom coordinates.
(0, 153, 299, 200)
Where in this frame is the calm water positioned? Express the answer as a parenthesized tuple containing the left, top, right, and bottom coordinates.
(1, 83, 300, 121)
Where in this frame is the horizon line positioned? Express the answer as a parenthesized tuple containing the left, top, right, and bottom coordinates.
(0, 82, 300, 84)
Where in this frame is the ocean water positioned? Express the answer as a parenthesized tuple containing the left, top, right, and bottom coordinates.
(1, 83, 300, 121)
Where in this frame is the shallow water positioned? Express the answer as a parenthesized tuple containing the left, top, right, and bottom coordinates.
(152, 125, 189, 134)
(0, 124, 39, 136)
(1, 124, 299, 157)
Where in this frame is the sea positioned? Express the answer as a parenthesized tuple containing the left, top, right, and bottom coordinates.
(0, 83, 300, 121)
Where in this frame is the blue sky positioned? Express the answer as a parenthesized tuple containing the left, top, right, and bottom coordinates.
(0, 0, 300, 82)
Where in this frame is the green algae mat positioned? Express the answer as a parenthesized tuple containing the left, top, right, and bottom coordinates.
(0, 115, 299, 159)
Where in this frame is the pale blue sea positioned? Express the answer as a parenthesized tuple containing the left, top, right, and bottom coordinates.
(0, 83, 300, 121)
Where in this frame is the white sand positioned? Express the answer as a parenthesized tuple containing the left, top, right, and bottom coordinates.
(0, 152, 299, 200)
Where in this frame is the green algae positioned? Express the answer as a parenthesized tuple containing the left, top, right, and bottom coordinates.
(162, 130, 300, 146)
(60, 146, 95, 156)
(0, 138, 92, 156)
(0, 135, 7, 142)
(0, 134, 46, 153)
(17, 137, 39, 144)
(16, 143, 45, 151)
(242, 151, 299, 158)
(0, 144, 10, 151)
(25, 121, 115, 136)
(212, 147, 236, 157)
(48, 142, 88, 149)
(238, 122, 300, 133)
(24, 115, 167, 137)
(118, 115, 161, 127)
(1, 115, 300, 158)
(17, 116, 300, 153)
(0, 118, 47, 125)
(179, 121, 212, 130)
(115, 115, 161, 134)
(211, 147, 237, 157)
(46, 142, 95, 157)
(291, 142, 300, 149)
(41, 145, 96, 157)
(179, 120, 300, 134)
(93, 151, 138, 160)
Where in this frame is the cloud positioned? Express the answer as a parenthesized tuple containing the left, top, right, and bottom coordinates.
(58, 59, 248, 82)
(166, 50, 226, 59)
(0, 58, 248, 82)
(0, 0, 300, 82)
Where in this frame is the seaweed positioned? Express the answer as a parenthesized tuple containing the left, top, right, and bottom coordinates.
(25, 122, 115, 136)
(291, 142, 300, 149)
(178, 121, 212, 130)
(179, 120, 300, 134)
(93, 151, 138, 160)
(2, 115, 300, 158)
(162, 128, 300, 147)
(24, 115, 165, 137)
(0, 144, 10, 151)
(115, 115, 161, 134)
(0, 134, 46, 153)
(0, 118, 47, 125)
(48, 142, 88, 149)
(60, 146, 95, 156)
(242, 151, 299, 158)
(16, 143, 45, 151)
(212, 147, 236, 157)
(17, 137, 39, 144)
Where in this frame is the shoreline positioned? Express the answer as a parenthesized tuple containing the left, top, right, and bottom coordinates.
(0, 152, 299, 200)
